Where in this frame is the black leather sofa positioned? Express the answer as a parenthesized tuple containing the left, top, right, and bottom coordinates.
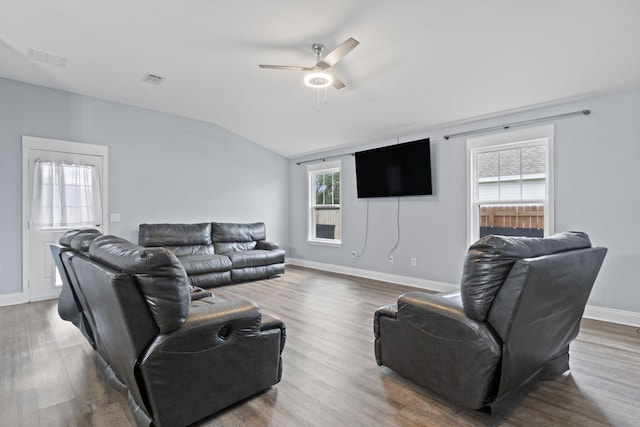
(51, 229, 286, 427)
(138, 222, 285, 288)
(374, 231, 607, 425)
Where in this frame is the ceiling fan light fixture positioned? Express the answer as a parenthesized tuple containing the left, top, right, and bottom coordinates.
(304, 71, 333, 88)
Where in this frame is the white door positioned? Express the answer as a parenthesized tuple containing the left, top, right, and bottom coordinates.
(22, 137, 108, 302)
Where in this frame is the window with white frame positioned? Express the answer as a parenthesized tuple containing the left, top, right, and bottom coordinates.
(307, 160, 341, 244)
(467, 125, 554, 244)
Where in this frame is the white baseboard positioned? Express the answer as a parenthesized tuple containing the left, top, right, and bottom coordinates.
(0, 291, 28, 307)
(286, 258, 640, 327)
(287, 258, 458, 293)
(583, 305, 640, 328)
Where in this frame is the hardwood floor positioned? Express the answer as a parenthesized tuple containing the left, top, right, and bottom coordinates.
(1, 265, 639, 426)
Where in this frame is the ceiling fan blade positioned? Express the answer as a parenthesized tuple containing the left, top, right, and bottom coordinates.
(316, 37, 359, 69)
(331, 73, 346, 90)
(259, 64, 313, 71)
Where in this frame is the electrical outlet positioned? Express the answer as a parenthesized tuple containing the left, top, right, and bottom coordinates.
(411, 257, 417, 266)
(351, 251, 357, 258)
(388, 255, 394, 263)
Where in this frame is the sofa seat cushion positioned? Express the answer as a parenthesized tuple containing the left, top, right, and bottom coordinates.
(461, 231, 592, 322)
(189, 271, 232, 288)
(226, 249, 286, 269)
(179, 254, 232, 275)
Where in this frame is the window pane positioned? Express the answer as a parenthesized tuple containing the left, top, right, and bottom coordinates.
(314, 207, 341, 240)
(313, 171, 341, 206)
(522, 178, 545, 199)
(521, 146, 546, 175)
(477, 146, 546, 202)
(477, 151, 499, 179)
(477, 151, 499, 202)
(308, 163, 341, 242)
(325, 173, 333, 205)
(315, 174, 324, 205)
(498, 148, 522, 178)
(479, 204, 544, 238)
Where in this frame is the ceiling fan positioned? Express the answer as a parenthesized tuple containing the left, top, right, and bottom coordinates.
(259, 37, 360, 90)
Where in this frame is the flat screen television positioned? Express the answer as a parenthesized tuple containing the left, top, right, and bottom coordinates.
(355, 138, 432, 198)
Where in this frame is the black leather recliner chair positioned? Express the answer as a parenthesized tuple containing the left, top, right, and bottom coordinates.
(374, 232, 607, 425)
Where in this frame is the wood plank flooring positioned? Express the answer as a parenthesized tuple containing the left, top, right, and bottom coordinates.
(1, 265, 639, 426)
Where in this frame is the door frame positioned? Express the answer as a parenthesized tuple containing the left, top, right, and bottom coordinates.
(22, 136, 109, 302)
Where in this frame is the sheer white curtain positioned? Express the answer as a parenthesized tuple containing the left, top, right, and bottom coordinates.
(31, 160, 102, 228)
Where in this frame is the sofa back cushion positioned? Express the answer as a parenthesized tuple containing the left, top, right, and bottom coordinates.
(89, 235, 191, 333)
(211, 222, 266, 253)
(461, 231, 591, 321)
(60, 228, 102, 250)
(138, 223, 214, 256)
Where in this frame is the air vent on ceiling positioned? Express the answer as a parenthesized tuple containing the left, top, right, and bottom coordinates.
(143, 73, 166, 85)
(27, 48, 67, 67)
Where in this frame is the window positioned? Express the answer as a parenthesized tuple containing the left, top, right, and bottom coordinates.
(307, 160, 341, 244)
(31, 160, 103, 229)
(467, 125, 554, 244)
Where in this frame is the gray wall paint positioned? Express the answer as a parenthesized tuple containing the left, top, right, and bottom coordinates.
(289, 88, 640, 314)
(3, 75, 639, 315)
(0, 78, 289, 295)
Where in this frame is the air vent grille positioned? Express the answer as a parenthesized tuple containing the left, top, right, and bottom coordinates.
(143, 73, 166, 85)
(27, 48, 67, 67)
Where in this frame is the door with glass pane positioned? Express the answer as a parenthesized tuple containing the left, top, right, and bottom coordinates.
(23, 137, 108, 302)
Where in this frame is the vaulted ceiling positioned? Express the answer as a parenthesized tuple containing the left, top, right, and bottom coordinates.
(2, 1, 639, 158)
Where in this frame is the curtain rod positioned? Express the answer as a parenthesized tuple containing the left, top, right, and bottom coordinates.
(297, 109, 590, 164)
(295, 152, 354, 166)
(443, 109, 590, 140)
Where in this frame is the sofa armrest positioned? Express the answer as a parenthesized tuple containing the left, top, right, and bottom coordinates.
(255, 240, 280, 250)
(190, 285, 213, 301)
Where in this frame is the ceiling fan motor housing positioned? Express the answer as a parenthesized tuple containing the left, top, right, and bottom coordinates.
(311, 43, 325, 57)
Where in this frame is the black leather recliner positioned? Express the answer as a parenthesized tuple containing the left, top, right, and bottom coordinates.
(374, 231, 607, 425)
(52, 230, 286, 427)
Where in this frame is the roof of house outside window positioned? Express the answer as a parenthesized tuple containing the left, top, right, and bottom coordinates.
(478, 146, 546, 178)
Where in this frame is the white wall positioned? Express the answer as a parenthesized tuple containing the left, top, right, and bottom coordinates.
(289, 88, 640, 316)
(0, 77, 289, 297)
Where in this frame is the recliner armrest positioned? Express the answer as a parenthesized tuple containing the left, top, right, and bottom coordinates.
(374, 303, 397, 338)
(143, 297, 261, 353)
(255, 240, 280, 250)
(397, 291, 497, 341)
(261, 312, 286, 354)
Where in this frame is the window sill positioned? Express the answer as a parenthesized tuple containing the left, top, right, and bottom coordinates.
(307, 239, 342, 247)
